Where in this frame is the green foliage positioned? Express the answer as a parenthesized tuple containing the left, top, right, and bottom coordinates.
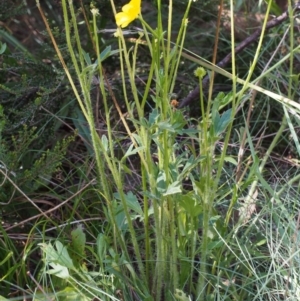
(34, 0, 300, 300)
(0, 125, 75, 203)
(0, 0, 78, 206)
(2, 0, 300, 300)
(69, 225, 86, 268)
(0, 0, 25, 21)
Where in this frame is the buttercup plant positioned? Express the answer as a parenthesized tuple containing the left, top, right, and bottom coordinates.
(111, 0, 203, 299)
(2, 0, 300, 300)
(33, 0, 292, 301)
(34, 0, 238, 299)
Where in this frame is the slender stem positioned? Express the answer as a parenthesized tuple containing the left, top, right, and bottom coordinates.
(240, 116, 287, 224)
(241, 0, 293, 223)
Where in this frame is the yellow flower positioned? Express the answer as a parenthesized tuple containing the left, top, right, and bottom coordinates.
(115, 0, 141, 28)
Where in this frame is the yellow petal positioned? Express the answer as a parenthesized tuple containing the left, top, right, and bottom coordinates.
(115, 12, 132, 28)
(122, 3, 134, 13)
(115, 0, 141, 28)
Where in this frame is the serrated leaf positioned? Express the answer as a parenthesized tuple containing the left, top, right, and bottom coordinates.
(179, 194, 202, 217)
(149, 108, 159, 125)
(122, 144, 145, 160)
(157, 120, 178, 132)
(54, 241, 74, 269)
(214, 109, 232, 135)
(39, 241, 74, 269)
(71, 224, 86, 260)
(47, 262, 70, 279)
(94, 46, 120, 64)
(124, 191, 143, 215)
(163, 181, 181, 196)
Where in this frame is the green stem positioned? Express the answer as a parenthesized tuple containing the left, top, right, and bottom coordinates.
(240, 116, 287, 225)
(196, 74, 215, 298)
(240, 0, 293, 224)
(196, 199, 210, 297)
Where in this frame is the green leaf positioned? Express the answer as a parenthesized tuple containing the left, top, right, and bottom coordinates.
(207, 240, 223, 250)
(163, 181, 182, 196)
(47, 262, 70, 279)
(214, 109, 232, 135)
(0, 251, 13, 266)
(0, 29, 36, 61)
(156, 170, 167, 193)
(149, 108, 159, 125)
(54, 241, 74, 269)
(174, 289, 190, 301)
(157, 120, 176, 132)
(264, 0, 283, 15)
(57, 287, 90, 301)
(254, 238, 267, 247)
(179, 194, 202, 217)
(82, 49, 92, 65)
(122, 143, 145, 161)
(39, 241, 74, 269)
(96, 46, 120, 63)
(70, 224, 86, 263)
(0, 42, 6, 55)
(223, 156, 238, 166)
(123, 191, 143, 215)
(114, 191, 148, 220)
(101, 134, 109, 152)
(72, 107, 93, 155)
(97, 233, 107, 262)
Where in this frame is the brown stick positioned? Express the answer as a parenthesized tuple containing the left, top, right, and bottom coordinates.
(178, 3, 300, 108)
